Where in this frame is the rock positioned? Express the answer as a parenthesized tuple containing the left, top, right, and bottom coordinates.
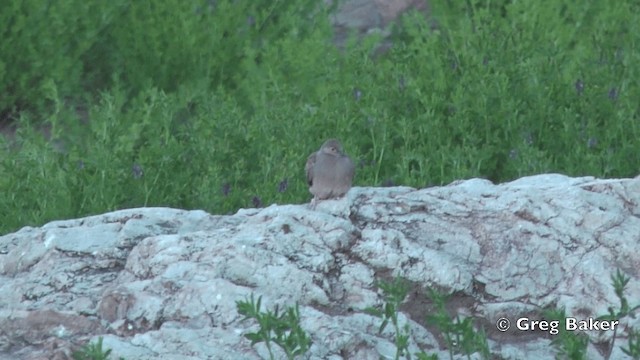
(330, 0, 429, 33)
(1, 174, 640, 359)
(329, 0, 430, 51)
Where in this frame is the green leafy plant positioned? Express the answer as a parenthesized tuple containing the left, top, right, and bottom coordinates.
(621, 327, 640, 360)
(0, 1, 119, 115)
(365, 276, 412, 359)
(415, 353, 439, 360)
(424, 289, 490, 360)
(543, 308, 590, 360)
(366, 277, 490, 360)
(72, 337, 124, 360)
(598, 269, 640, 360)
(2, 0, 640, 237)
(236, 294, 312, 360)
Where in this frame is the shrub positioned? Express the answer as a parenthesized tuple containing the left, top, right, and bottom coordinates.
(1, 0, 639, 234)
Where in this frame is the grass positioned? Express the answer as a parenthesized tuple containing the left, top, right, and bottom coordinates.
(1, 0, 639, 235)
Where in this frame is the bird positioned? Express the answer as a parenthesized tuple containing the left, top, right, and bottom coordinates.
(305, 139, 355, 208)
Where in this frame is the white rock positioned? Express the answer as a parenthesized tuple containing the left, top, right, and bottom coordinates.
(1, 175, 639, 359)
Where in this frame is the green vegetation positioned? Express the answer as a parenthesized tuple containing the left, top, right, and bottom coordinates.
(542, 268, 640, 360)
(598, 269, 640, 360)
(424, 288, 490, 360)
(236, 294, 312, 360)
(1, 0, 639, 234)
(72, 337, 123, 360)
(365, 273, 639, 360)
(366, 277, 490, 360)
(543, 307, 590, 360)
(365, 277, 414, 359)
(72, 272, 638, 359)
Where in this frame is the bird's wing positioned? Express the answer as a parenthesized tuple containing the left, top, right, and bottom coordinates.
(345, 155, 355, 179)
(305, 151, 316, 186)
(340, 155, 356, 183)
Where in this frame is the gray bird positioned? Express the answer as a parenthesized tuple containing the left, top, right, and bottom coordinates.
(305, 139, 355, 207)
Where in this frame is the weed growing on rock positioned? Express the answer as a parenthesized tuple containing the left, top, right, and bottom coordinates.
(542, 269, 640, 360)
(236, 293, 312, 360)
(621, 328, 640, 360)
(423, 288, 490, 360)
(366, 277, 490, 360)
(597, 269, 640, 360)
(365, 276, 412, 359)
(415, 352, 439, 360)
(543, 307, 590, 360)
(72, 337, 123, 360)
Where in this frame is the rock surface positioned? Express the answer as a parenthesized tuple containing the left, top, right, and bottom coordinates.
(331, 0, 429, 35)
(1, 174, 640, 359)
(329, 0, 430, 52)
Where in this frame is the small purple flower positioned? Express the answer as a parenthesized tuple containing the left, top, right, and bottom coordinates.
(398, 77, 406, 91)
(252, 196, 263, 208)
(574, 79, 584, 95)
(221, 182, 231, 197)
(587, 137, 598, 149)
(277, 178, 288, 193)
(509, 149, 518, 159)
(77, 160, 85, 170)
(608, 88, 618, 101)
(132, 163, 144, 179)
(482, 57, 489, 66)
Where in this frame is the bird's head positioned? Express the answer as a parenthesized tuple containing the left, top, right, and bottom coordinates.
(320, 139, 344, 156)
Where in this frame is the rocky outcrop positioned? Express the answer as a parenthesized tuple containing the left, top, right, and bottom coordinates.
(331, 0, 429, 35)
(330, 0, 430, 52)
(1, 174, 639, 359)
